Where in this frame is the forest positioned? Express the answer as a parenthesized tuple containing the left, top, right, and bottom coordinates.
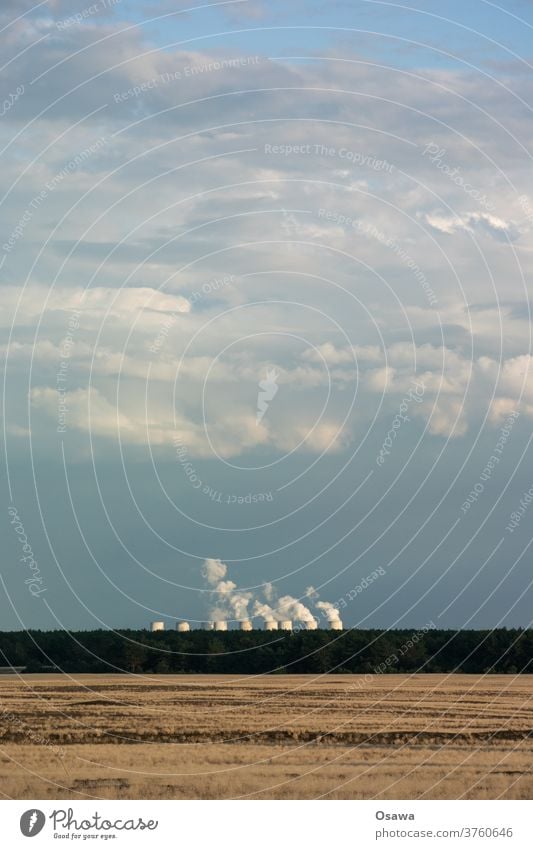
(0, 627, 531, 675)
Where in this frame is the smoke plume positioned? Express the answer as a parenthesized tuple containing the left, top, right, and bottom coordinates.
(316, 600, 342, 624)
(203, 558, 227, 585)
(202, 559, 339, 627)
(203, 558, 252, 622)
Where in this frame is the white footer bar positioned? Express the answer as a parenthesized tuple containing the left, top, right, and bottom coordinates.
(3, 800, 532, 848)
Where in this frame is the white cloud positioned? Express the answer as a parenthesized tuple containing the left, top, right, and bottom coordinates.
(0, 8, 531, 467)
(423, 210, 518, 240)
(421, 397, 468, 438)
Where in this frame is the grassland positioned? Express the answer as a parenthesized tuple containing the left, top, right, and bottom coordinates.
(0, 673, 531, 799)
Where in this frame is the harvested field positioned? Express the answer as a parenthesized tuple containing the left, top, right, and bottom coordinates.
(0, 673, 531, 799)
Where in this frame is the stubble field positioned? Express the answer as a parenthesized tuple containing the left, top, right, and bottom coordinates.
(0, 673, 532, 799)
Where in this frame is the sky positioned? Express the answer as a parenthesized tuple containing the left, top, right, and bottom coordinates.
(2, 0, 533, 632)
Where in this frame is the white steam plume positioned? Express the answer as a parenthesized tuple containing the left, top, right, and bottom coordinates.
(276, 595, 316, 624)
(316, 600, 341, 622)
(254, 591, 316, 625)
(203, 559, 252, 622)
(203, 558, 227, 585)
(253, 600, 276, 621)
(202, 559, 337, 627)
(263, 581, 275, 602)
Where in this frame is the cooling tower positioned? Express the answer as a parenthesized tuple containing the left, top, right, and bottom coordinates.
(303, 619, 318, 630)
(202, 621, 215, 630)
(264, 619, 278, 631)
(239, 620, 253, 631)
(328, 618, 343, 630)
(150, 621, 165, 632)
(279, 620, 293, 631)
(214, 620, 228, 631)
(176, 622, 190, 632)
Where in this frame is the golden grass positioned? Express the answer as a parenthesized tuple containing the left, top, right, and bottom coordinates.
(0, 673, 531, 799)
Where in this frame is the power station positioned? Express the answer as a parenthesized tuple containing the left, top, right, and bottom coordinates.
(150, 617, 343, 631)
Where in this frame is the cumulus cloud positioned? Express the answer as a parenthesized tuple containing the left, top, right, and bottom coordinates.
(1, 0, 531, 469)
(423, 211, 518, 240)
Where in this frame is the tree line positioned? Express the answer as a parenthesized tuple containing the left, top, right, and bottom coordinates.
(0, 627, 531, 675)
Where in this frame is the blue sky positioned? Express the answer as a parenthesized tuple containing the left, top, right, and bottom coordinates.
(133, 1, 533, 68)
(1, 0, 533, 632)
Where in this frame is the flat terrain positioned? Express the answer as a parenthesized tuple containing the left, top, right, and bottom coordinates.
(0, 674, 531, 799)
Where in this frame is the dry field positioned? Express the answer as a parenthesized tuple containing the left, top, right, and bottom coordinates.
(0, 673, 532, 799)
